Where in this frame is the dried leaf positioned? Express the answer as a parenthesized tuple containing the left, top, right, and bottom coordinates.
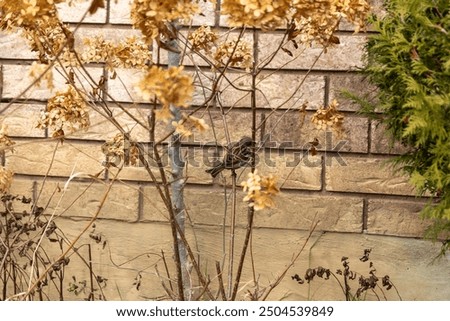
(88, 0, 105, 15)
(281, 46, 293, 57)
(329, 35, 340, 45)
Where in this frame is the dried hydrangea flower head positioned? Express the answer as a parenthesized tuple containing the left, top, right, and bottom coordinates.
(188, 26, 218, 53)
(222, 0, 370, 47)
(311, 99, 344, 137)
(138, 66, 194, 122)
(214, 38, 253, 71)
(222, 0, 291, 31)
(37, 85, 90, 138)
(241, 171, 279, 211)
(101, 133, 140, 167)
(172, 114, 209, 138)
(130, 0, 199, 44)
(81, 36, 151, 72)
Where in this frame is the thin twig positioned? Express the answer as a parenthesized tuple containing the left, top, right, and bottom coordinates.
(260, 219, 319, 301)
(17, 170, 121, 300)
(227, 170, 237, 299)
(215, 261, 227, 301)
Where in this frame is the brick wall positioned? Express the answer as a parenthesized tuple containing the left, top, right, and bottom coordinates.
(1, 0, 449, 300)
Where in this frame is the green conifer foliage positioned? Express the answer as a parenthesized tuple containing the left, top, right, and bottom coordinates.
(364, 0, 449, 246)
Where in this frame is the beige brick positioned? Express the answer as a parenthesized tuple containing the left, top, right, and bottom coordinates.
(329, 73, 379, 112)
(184, 109, 253, 145)
(367, 199, 431, 237)
(56, 0, 107, 23)
(75, 25, 142, 45)
(9, 176, 34, 196)
(306, 232, 450, 300)
(144, 186, 362, 233)
(2, 65, 51, 100)
(6, 140, 104, 177)
(255, 151, 322, 190)
(111, 145, 213, 184)
(0, 103, 45, 137)
(7, 176, 35, 214)
(190, 0, 216, 27)
(325, 157, 416, 195)
(109, 0, 215, 26)
(219, 72, 325, 109)
(67, 105, 150, 142)
(371, 122, 409, 155)
(106, 67, 145, 103)
(258, 33, 366, 70)
(0, 30, 36, 59)
(263, 193, 363, 232)
(37, 179, 139, 221)
(181, 113, 253, 148)
(266, 111, 369, 153)
(109, 0, 133, 24)
(1, 64, 104, 100)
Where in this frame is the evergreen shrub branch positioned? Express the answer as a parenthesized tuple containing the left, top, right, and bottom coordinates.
(360, 0, 449, 249)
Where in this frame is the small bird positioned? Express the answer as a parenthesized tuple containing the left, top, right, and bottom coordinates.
(206, 136, 253, 178)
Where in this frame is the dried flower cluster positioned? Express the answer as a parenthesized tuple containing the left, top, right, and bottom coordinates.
(130, 0, 199, 44)
(138, 66, 194, 121)
(172, 113, 209, 137)
(292, 0, 341, 46)
(37, 85, 90, 138)
(102, 133, 126, 160)
(25, 19, 76, 65)
(0, 0, 63, 30)
(101, 133, 140, 167)
(311, 99, 344, 136)
(29, 61, 55, 90)
(222, 0, 370, 46)
(222, 0, 291, 31)
(241, 171, 279, 211)
(0, 0, 77, 65)
(188, 25, 218, 53)
(335, 0, 371, 33)
(188, 27, 253, 72)
(0, 124, 15, 152)
(214, 38, 253, 71)
(0, 166, 13, 194)
(81, 36, 151, 71)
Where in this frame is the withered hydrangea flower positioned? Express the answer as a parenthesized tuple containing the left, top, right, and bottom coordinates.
(138, 66, 194, 121)
(37, 85, 90, 138)
(222, 0, 370, 47)
(0, 0, 64, 30)
(188, 26, 218, 53)
(82, 36, 151, 71)
(101, 133, 140, 167)
(311, 99, 344, 137)
(214, 38, 253, 71)
(241, 171, 280, 211)
(222, 0, 291, 31)
(172, 114, 209, 138)
(130, 0, 199, 44)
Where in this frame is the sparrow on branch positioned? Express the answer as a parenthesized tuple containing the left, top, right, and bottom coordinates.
(206, 136, 253, 178)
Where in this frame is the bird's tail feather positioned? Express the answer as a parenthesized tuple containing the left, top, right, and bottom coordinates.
(206, 165, 223, 178)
